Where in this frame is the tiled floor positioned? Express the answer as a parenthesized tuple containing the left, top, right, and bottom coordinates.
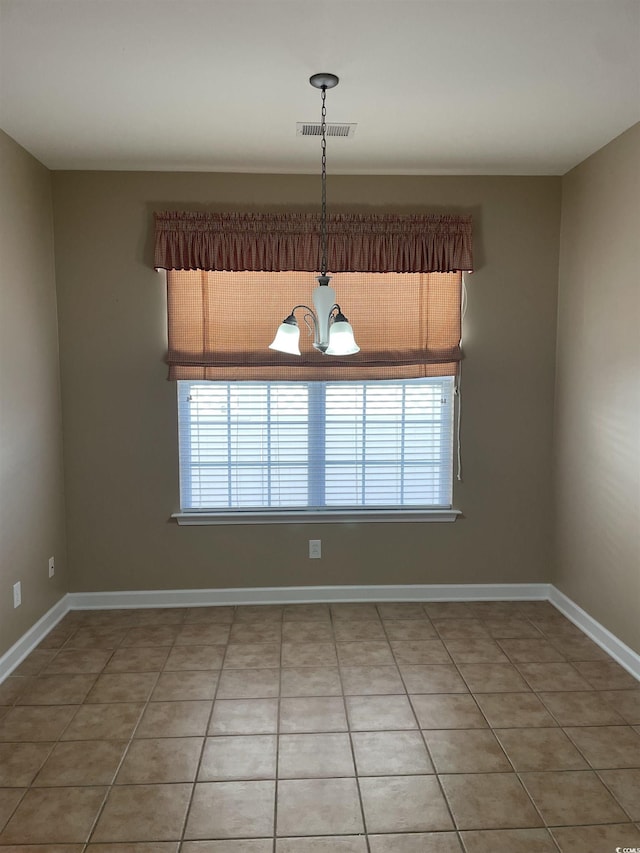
(0, 600, 639, 852)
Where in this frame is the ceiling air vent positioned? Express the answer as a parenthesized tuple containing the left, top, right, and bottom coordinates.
(297, 122, 357, 138)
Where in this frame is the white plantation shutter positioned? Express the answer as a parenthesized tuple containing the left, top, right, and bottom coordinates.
(178, 378, 454, 511)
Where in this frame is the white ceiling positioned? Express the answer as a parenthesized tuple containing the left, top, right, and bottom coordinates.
(1, 0, 639, 175)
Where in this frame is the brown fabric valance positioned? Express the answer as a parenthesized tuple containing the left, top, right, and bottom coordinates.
(154, 211, 473, 274)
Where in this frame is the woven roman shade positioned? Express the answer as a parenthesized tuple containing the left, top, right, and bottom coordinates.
(156, 211, 472, 381)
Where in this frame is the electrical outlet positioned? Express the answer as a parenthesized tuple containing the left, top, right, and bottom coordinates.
(13, 581, 21, 608)
(48, 556, 55, 578)
(309, 539, 322, 559)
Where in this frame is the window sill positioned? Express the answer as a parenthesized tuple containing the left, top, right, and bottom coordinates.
(172, 509, 461, 526)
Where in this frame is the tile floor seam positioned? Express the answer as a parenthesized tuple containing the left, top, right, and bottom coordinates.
(512, 766, 563, 835)
(0, 785, 28, 842)
(403, 606, 569, 842)
(463, 615, 621, 841)
(334, 604, 371, 852)
(82, 665, 164, 846)
(78, 608, 186, 846)
(381, 607, 463, 848)
(0, 631, 149, 844)
(178, 612, 234, 846)
(594, 767, 640, 825)
(546, 818, 640, 827)
(64, 620, 130, 652)
(468, 649, 591, 839)
(273, 614, 283, 851)
(518, 768, 635, 833)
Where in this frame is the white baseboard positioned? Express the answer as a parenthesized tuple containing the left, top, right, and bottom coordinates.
(2, 584, 638, 686)
(0, 594, 69, 683)
(68, 583, 551, 609)
(549, 587, 640, 682)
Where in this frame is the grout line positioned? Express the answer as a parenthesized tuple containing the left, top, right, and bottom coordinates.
(73, 608, 188, 847)
(382, 604, 462, 848)
(177, 605, 235, 848)
(26, 615, 142, 851)
(81, 614, 181, 847)
(333, 604, 371, 853)
(593, 767, 639, 825)
(3, 614, 134, 850)
(417, 604, 577, 850)
(273, 612, 284, 851)
(0, 785, 29, 844)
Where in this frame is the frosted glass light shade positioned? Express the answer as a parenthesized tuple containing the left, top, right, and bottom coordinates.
(269, 321, 301, 355)
(326, 320, 360, 355)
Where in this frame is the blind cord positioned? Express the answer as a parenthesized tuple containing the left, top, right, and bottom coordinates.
(456, 273, 469, 482)
(455, 365, 463, 482)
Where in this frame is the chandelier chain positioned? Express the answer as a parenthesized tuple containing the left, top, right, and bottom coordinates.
(320, 85, 327, 276)
(268, 74, 358, 357)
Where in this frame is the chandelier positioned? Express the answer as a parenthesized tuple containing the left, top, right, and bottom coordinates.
(269, 73, 360, 357)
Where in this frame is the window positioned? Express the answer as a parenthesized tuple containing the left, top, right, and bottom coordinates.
(178, 377, 454, 512)
(155, 211, 472, 521)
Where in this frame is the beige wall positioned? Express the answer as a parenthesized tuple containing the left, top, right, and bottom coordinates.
(554, 122, 640, 653)
(51, 172, 560, 593)
(0, 131, 67, 656)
